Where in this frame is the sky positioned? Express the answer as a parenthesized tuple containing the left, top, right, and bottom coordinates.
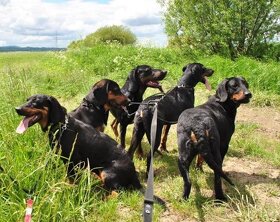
(0, 0, 168, 48)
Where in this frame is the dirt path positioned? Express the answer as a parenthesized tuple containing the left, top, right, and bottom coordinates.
(237, 105, 280, 140)
(229, 105, 280, 216)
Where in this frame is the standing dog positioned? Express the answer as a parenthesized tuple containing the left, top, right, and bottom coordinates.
(15, 95, 141, 190)
(177, 77, 252, 201)
(110, 65, 167, 147)
(69, 79, 129, 132)
(127, 63, 214, 175)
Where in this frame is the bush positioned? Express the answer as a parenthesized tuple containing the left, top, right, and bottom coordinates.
(69, 25, 137, 49)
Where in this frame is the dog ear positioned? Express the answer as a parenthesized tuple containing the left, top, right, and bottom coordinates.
(47, 96, 67, 124)
(92, 81, 109, 105)
(215, 79, 229, 102)
(182, 63, 199, 73)
(127, 68, 139, 93)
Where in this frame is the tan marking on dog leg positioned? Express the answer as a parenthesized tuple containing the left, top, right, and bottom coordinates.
(160, 125, 170, 152)
(111, 119, 119, 138)
(99, 171, 107, 184)
(196, 154, 204, 170)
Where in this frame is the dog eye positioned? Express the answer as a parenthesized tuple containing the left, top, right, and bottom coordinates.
(231, 82, 238, 88)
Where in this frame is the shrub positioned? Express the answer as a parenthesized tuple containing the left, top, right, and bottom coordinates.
(69, 25, 137, 49)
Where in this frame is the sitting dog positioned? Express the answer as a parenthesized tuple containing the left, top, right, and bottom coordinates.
(69, 79, 129, 132)
(15, 94, 141, 190)
(177, 77, 252, 201)
(110, 65, 167, 147)
(127, 63, 214, 175)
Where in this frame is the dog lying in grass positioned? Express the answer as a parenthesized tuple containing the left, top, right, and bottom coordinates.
(15, 94, 141, 190)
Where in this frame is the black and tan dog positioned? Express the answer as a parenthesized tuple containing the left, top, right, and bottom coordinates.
(15, 94, 141, 190)
(70, 79, 129, 132)
(127, 63, 214, 175)
(177, 77, 252, 201)
(110, 65, 167, 147)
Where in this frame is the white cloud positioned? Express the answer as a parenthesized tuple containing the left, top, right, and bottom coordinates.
(0, 0, 167, 48)
(0, 40, 6, 46)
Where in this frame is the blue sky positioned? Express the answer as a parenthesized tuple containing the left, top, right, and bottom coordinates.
(0, 0, 167, 48)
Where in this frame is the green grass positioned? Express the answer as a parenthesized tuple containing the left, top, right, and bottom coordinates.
(229, 123, 280, 167)
(0, 45, 279, 221)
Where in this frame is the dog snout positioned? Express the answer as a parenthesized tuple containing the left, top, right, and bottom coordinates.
(207, 69, 214, 76)
(15, 107, 23, 115)
(245, 91, 252, 98)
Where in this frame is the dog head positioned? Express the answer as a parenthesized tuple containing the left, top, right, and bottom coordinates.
(15, 94, 67, 133)
(180, 63, 214, 89)
(127, 65, 167, 92)
(88, 79, 129, 111)
(215, 77, 252, 104)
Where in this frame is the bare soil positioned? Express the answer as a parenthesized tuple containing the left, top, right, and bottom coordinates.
(237, 105, 280, 141)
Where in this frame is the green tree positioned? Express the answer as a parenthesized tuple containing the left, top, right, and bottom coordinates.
(84, 25, 136, 46)
(160, 0, 280, 59)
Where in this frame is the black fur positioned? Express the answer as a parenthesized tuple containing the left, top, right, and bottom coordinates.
(70, 79, 128, 131)
(127, 63, 214, 176)
(177, 77, 252, 201)
(15, 94, 141, 190)
(110, 65, 167, 147)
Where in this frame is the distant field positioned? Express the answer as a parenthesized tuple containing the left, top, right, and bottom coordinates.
(0, 46, 279, 221)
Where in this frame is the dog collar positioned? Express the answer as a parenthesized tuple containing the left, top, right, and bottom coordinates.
(49, 115, 73, 149)
(82, 98, 105, 111)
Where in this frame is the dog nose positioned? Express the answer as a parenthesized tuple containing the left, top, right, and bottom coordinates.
(245, 91, 252, 98)
(162, 70, 167, 77)
(15, 107, 23, 114)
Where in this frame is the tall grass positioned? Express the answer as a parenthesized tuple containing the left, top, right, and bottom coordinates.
(41, 44, 280, 106)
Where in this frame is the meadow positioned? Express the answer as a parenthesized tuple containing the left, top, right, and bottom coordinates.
(0, 44, 279, 221)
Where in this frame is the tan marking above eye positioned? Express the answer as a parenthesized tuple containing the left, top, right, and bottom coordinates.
(107, 91, 115, 99)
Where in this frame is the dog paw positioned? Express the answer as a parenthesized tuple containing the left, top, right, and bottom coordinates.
(106, 190, 119, 200)
(214, 195, 228, 203)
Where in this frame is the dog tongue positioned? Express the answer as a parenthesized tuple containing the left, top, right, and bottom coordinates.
(204, 76, 211, 91)
(147, 81, 159, 87)
(16, 116, 33, 134)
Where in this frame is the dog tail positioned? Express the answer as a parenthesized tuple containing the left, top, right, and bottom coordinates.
(191, 130, 234, 186)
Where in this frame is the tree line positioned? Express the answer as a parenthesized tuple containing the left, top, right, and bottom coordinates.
(68, 0, 280, 61)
